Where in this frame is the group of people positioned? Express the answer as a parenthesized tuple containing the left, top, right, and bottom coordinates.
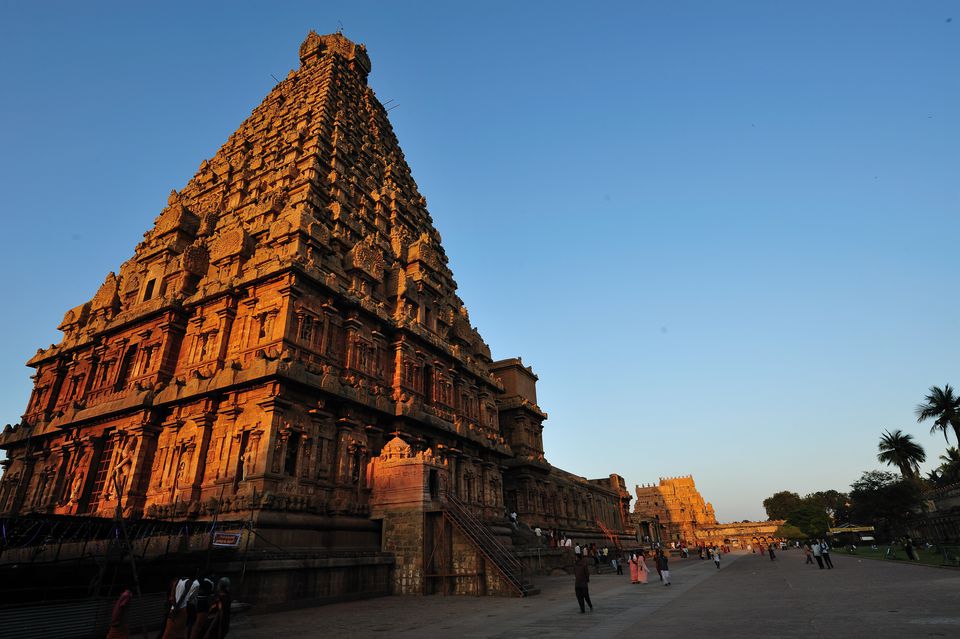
(106, 575, 232, 639)
(802, 540, 835, 569)
(159, 575, 233, 639)
(572, 546, 677, 613)
(107, 577, 232, 639)
(625, 549, 672, 585)
(695, 544, 729, 567)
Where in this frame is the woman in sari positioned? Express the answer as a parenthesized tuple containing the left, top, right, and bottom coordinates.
(637, 550, 649, 584)
(628, 553, 639, 584)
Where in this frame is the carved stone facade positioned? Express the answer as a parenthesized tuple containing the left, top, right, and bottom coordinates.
(0, 32, 630, 554)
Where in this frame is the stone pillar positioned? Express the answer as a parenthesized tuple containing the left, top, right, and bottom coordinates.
(120, 415, 161, 516)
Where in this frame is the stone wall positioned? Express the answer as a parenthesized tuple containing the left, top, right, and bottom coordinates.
(380, 509, 426, 595)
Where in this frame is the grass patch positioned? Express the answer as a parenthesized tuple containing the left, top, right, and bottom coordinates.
(839, 545, 950, 567)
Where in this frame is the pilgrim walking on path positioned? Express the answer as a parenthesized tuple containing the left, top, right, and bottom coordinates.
(658, 550, 671, 586)
(574, 554, 594, 613)
(637, 550, 650, 584)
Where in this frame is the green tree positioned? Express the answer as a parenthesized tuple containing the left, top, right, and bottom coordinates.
(762, 491, 802, 520)
(785, 502, 831, 538)
(803, 490, 851, 525)
(849, 470, 923, 540)
(877, 429, 926, 480)
(774, 523, 805, 540)
(916, 384, 960, 444)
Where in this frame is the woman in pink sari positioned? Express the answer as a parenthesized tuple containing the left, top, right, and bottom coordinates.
(637, 550, 650, 584)
(628, 553, 639, 583)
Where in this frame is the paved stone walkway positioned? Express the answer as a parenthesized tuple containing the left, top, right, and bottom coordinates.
(230, 550, 960, 638)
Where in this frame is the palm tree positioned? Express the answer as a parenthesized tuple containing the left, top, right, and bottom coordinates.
(877, 429, 926, 480)
(940, 447, 960, 464)
(938, 447, 960, 485)
(916, 384, 960, 444)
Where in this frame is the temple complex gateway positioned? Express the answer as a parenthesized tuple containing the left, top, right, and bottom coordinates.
(0, 31, 631, 601)
(633, 476, 783, 548)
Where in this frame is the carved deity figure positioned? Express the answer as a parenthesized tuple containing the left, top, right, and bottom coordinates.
(173, 460, 186, 492)
(111, 436, 137, 499)
(69, 448, 91, 503)
(173, 445, 194, 492)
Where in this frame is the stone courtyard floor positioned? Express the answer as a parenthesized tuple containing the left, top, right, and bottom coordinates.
(230, 550, 960, 638)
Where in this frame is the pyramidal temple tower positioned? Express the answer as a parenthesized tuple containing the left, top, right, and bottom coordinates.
(0, 32, 631, 600)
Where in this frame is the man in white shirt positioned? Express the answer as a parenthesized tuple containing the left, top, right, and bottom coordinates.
(811, 541, 824, 569)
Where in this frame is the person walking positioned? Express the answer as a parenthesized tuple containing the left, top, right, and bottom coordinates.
(628, 552, 639, 584)
(713, 546, 721, 569)
(162, 577, 198, 639)
(105, 588, 133, 639)
(637, 550, 650, 584)
(804, 543, 814, 564)
(574, 554, 594, 613)
(811, 541, 825, 569)
(768, 544, 776, 561)
(659, 550, 671, 586)
(199, 577, 232, 639)
(820, 540, 834, 569)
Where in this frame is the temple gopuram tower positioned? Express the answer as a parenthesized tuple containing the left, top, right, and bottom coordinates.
(0, 32, 631, 570)
(633, 475, 717, 544)
(0, 32, 508, 546)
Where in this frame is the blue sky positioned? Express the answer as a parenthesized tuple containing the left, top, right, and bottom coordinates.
(0, 1, 957, 521)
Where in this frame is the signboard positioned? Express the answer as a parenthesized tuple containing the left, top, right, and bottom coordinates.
(211, 531, 242, 548)
(828, 526, 875, 534)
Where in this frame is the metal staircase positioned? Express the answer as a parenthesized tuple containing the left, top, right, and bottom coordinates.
(443, 494, 538, 597)
(596, 518, 622, 551)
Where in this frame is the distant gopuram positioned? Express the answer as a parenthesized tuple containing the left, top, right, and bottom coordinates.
(0, 31, 631, 570)
(633, 475, 783, 548)
(633, 476, 717, 543)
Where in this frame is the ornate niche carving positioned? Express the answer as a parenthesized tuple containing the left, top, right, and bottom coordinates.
(181, 244, 210, 277)
(209, 227, 250, 264)
(408, 233, 444, 272)
(347, 237, 386, 280)
(153, 193, 200, 237)
(90, 272, 121, 316)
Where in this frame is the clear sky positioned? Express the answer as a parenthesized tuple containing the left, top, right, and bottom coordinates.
(1, 1, 957, 522)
